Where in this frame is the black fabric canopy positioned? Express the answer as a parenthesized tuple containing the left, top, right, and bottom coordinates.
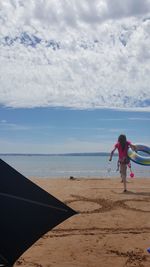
(0, 159, 77, 266)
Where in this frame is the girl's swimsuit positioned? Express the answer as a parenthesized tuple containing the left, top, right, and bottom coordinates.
(114, 141, 131, 163)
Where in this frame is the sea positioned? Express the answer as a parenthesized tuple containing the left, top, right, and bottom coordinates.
(0, 153, 149, 179)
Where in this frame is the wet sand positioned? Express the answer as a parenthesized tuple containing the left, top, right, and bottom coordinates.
(15, 177, 150, 267)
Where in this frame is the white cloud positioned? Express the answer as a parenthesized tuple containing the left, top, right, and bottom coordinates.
(128, 117, 150, 120)
(1, 0, 150, 30)
(0, 137, 112, 154)
(104, 0, 150, 20)
(0, 120, 30, 130)
(0, 0, 150, 110)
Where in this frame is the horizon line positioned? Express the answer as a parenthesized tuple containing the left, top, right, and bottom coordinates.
(0, 152, 113, 156)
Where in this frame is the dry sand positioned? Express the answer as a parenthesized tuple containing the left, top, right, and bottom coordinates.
(14, 177, 150, 267)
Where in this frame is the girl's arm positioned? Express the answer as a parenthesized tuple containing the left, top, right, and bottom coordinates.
(109, 147, 117, 161)
(129, 143, 137, 151)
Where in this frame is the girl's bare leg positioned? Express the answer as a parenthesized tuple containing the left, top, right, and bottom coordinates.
(120, 163, 127, 191)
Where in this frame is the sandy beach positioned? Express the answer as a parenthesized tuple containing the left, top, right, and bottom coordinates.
(14, 177, 150, 267)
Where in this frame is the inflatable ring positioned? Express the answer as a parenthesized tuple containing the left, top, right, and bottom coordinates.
(128, 144, 150, 166)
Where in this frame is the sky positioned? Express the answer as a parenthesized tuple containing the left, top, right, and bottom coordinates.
(0, 0, 150, 153)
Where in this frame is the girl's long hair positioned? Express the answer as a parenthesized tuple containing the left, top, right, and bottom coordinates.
(118, 134, 127, 151)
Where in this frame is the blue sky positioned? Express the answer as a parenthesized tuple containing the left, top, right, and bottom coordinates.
(0, 107, 149, 153)
(0, 0, 150, 153)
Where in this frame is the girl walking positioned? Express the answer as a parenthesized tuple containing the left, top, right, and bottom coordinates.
(109, 134, 136, 192)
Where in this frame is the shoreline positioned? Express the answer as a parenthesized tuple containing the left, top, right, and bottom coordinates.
(29, 176, 150, 180)
(14, 177, 150, 267)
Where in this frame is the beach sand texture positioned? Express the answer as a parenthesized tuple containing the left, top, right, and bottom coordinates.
(14, 178, 150, 267)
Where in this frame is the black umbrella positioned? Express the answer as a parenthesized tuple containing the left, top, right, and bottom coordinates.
(0, 159, 77, 266)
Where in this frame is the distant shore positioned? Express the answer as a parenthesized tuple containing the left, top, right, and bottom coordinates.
(0, 152, 111, 156)
(14, 177, 150, 267)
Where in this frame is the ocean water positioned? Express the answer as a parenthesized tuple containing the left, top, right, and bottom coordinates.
(0, 155, 150, 179)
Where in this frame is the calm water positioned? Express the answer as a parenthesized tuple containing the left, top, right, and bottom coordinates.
(0, 155, 150, 179)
